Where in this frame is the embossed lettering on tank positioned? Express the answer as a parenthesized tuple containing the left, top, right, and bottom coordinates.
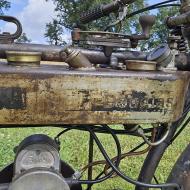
(68, 89, 174, 113)
(112, 91, 174, 113)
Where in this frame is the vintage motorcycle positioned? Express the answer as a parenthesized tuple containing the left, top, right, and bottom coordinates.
(0, 0, 189, 189)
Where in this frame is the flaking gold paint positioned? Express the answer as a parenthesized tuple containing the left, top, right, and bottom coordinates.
(0, 63, 188, 125)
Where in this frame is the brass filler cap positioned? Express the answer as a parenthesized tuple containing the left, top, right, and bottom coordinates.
(125, 60, 157, 71)
(6, 51, 42, 66)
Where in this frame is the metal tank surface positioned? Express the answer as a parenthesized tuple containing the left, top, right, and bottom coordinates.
(0, 60, 188, 125)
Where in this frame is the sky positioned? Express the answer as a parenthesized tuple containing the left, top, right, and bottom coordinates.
(1, 0, 162, 44)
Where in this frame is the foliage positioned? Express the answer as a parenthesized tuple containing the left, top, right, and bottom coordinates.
(44, 19, 66, 45)
(45, 0, 179, 50)
(45, 0, 147, 45)
(16, 32, 31, 43)
(0, 0, 10, 15)
(49, 0, 111, 30)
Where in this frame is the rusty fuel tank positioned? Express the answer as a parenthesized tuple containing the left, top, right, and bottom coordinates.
(0, 60, 188, 125)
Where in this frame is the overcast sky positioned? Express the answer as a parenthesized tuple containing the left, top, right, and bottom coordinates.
(1, 0, 161, 44)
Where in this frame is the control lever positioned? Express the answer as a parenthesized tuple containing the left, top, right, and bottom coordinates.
(79, 0, 135, 24)
(72, 15, 155, 52)
(131, 15, 155, 40)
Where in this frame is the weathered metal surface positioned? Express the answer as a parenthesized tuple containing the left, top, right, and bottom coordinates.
(72, 29, 132, 48)
(6, 51, 42, 66)
(65, 48, 94, 69)
(125, 60, 157, 71)
(0, 61, 188, 125)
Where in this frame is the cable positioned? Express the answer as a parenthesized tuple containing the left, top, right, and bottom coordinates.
(81, 128, 156, 176)
(103, 127, 156, 176)
(54, 125, 121, 186)
(125, 0, 180, 19)
(137, 127, 170, 146)
(153, 175, 159, 184)
(81, 142, 149, 174)
(104, 145, 151, 176)
(86, 171, 104, 190)
(61, 124, 154, 138)
(77, 125, 122, 185)
(54, 128, 73, 147)
(86, 141, 148, 190)
(81, 145, 151, 175)
(55, 128, 72, 141)
(56, 125, 158, 176)
(104, 1, 180, 32)
(87, 127, 181, 190)
(156, 4, 180, 8)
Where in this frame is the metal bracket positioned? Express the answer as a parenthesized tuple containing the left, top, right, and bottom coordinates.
(0, 16, 22, 43)
(72, 29, 135, 48)
(72, 15, 155, 56)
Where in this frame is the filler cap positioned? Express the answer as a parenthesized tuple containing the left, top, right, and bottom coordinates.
(6, 51, 42, 66)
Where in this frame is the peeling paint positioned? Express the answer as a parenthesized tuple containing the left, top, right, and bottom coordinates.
(0, 63, 188, 125)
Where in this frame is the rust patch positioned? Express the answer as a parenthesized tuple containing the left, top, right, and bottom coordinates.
(0, 87, 26, 109)
(0, 63, 188, 125)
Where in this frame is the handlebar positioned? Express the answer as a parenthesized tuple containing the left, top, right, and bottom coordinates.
(166, 11, 190, 28)
(79, 0, 135, 24)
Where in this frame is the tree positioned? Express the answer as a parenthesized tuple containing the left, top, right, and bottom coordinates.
(45, 0, 147, 45)
(44, 19, 66, 45)
(45, 0, 179, 50)
(16, 33, 31, 43)
(0, 0, 10, 15)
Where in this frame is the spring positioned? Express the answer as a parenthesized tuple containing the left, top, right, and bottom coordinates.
(170, 27, 188, 52)
(177, 37, 188, 52)
(170, 27, 181, 36)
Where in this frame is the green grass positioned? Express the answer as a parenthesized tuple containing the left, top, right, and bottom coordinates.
(0, 125, 189, 190)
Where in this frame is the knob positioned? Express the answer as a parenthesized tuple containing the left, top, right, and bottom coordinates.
(139, 15, 156, 39)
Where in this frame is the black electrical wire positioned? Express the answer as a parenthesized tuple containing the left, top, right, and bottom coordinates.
(54, 128, 72, 141)
(60, 124, 153, 138)
(86, 140, 147, 190)
(156, 4, 180, 8)
(153, 175, 159, 184)
(50, 105, 189, 189)
(86, 172, 104, 190)
(105, 2, 180, 31)
(87, 127, 181, 190)
(125, 0, 180, 19)
(53, 124, 121, 185)
(77, 125, 122, 185)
